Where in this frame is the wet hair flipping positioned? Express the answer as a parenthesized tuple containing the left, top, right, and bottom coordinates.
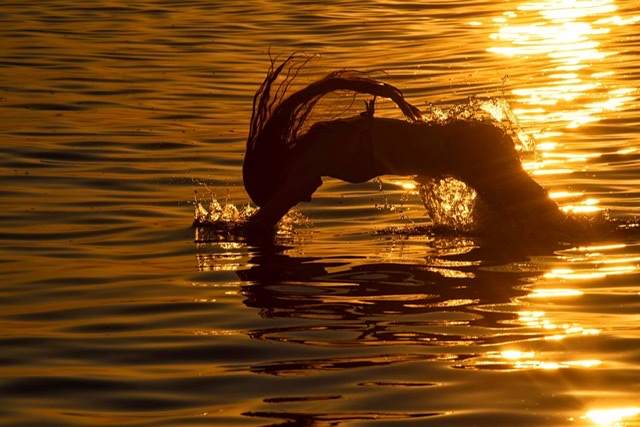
(243, 54, 423, 207)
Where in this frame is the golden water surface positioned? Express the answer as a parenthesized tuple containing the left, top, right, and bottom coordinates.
(1, 0, 640, 426)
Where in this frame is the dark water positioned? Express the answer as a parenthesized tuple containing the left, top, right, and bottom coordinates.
(1, 1, 640, 425)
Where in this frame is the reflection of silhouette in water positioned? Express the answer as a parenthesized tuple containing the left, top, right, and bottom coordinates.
(243, 54, 565, 237)
(225, 240, 611, 425)
(237, 244, 539, 360)
(235, 245, 531, 424)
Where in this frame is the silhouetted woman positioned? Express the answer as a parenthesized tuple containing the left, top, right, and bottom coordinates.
(243, 55, 565, 232)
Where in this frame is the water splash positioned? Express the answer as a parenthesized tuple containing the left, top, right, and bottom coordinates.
(409, 98, 626, 244)
(193, 190, 256, 226)
(477, 97, 537, 153)
(424, 96, 537, 153)
(417, 176, 478, 233)
(414, 174, 627, 245)
(192, 185, 310, 243)
(414, 96, 536, 233)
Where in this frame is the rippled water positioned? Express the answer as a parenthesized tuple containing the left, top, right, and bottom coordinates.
(2, 1, 640, 426)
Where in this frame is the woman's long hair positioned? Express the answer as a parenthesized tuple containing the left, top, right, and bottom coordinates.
(243, 54, 423, 207)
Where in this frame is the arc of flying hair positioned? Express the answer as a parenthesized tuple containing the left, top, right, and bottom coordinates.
(243, 53, 425, 208)
(247, 53, 423, 155)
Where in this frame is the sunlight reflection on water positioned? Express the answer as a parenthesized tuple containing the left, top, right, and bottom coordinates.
(488, 0, 638, 129)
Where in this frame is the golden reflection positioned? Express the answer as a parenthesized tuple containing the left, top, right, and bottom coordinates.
(570, 243, 627, 252)
(617, 147, 637, 155)
(472, 348, 602, 370)
(527, 288, 583, 297)
(549, 190, 585, 199)
(425, 266, 475, 279)
(518, 310, 600, 340)
(585, 407, 640, 426)
(561, 202, 603, 214)
(540, 242, 639, 280)
(501, 350, 535, 359)
(488, 0, 638, 128)
(543, 263, 637, 279)
(479, 308, 603, 371)
(392, 180, 418, 191)
(196, 252, 244, 272)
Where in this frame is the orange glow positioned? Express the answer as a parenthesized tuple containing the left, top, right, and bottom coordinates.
(585, 407, 640, 426)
